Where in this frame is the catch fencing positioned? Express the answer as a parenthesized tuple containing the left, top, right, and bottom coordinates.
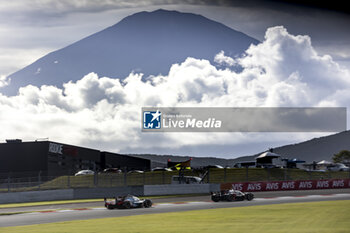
(1, 168, 349, 193)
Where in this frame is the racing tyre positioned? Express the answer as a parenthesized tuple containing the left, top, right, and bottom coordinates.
(226, 195, 234, 202)
(211, 196, 220, 202)
(144, 199, 152, 208)
(246, 193, 254, 201)
(123, 201, 131, 209)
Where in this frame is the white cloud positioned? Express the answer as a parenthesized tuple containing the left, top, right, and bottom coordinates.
(0, 26, 349, 156)
(0, 48, 51, 77)
(0, 75, 10, 88)
(214, 51, 237, 67)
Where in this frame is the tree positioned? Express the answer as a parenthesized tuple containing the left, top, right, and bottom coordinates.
(332, 150, 350, 164)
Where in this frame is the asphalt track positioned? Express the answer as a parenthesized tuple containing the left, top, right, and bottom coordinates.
(1, 189, 350, 227)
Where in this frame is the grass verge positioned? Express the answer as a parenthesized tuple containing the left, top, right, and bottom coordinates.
(2, 200, 350, 233)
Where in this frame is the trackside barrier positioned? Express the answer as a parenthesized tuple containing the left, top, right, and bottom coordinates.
(0, 184, 220, 204)
(0, 189, 74, 204)
(2, 169, 349, 193)
(144, 184, 220, 196)
(220, 179, 350, 192)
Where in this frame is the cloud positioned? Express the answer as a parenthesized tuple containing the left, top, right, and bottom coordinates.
(0, 76, 10, 88)
(0, 26, 349, 157)
(214, 51, 237, 67)
(0, 0, 222, 21)
(0, 48, 52, 77)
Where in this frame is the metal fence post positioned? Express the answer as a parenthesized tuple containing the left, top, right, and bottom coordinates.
(245, 167, 249, 182)
(143, 168, 146, 185)
(94, 172, 98, 187)
(7, 175, 10, 192)
(124, 167, 127, 186)
(207, 169, 210, 183)
(284, 168, 287, 181)
(224, 167, 227, 182)
(67, 175, 70, 188)
(38, 171, 41, 190)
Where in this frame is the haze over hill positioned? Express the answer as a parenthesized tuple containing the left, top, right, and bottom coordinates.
(132, 131, 350, 167)
(230, 130, 350, 165)
(4, 9, 258, 95)
(269, 130, 350, 163)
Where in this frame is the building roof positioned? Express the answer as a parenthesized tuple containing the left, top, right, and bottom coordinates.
(256, 151, 281, 159)
(317, 160, 332, 165)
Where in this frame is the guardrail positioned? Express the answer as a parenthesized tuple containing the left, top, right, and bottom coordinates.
(1, 168, 349, 193)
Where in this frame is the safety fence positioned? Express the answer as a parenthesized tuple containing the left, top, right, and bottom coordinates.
(207, 168, 350, 183)
(0, 169, 201, 192)
(221, 178, 350, 192)
(1, 168, 349, 193)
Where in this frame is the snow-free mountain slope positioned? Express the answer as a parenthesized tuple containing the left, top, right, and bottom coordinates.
(5, 9, 258, 95)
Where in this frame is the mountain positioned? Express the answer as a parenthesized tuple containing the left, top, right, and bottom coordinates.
(129, 154, 237, 168)
(233, 130, 350, 163)
(132, 131, 350, 167)
(3, 9, 259, 95)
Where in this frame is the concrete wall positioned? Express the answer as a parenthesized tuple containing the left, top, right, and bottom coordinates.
(144, 184, 220, 196)
(73, 186, 144, 199)
(0, 189, 74, 204)
(0, 184, 220, 204)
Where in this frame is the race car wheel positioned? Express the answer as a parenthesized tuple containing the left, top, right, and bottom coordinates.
(123, 201, 131, 209)
(246, 193, 254, 201)
(107, 205, 114, 210)
(211, 196, 220, 202)
(227, 195, 234, 202)
(144, 199, 152, 208)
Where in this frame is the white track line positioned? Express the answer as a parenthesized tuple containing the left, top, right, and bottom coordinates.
(18, 193, 350, 215)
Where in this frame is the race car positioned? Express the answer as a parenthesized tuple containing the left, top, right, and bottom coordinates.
(211, 189, 254, 202)
(104, 195, 152, 209)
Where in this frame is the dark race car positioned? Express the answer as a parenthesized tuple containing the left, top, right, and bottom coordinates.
(211, 189, 254, 202)
(104, 195, 152, 209)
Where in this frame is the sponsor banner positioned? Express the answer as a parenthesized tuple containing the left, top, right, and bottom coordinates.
(221, 179, 350, 192)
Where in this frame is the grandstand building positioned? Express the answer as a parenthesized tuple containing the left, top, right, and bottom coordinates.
(0, 139, 150, 177)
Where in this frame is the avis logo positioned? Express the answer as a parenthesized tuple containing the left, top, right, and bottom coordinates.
(143, 110, 161, 129)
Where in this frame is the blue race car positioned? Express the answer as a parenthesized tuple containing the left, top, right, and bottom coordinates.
(104, 195, 152, 209)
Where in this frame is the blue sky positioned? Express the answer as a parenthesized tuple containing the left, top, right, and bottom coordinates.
(0, 1, 349, 158)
